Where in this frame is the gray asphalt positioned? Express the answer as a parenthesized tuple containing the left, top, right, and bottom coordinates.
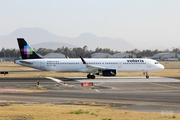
(0, 77, 180, 113)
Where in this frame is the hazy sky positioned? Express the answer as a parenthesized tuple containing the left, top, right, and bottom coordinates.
(0, 0, 180, 49)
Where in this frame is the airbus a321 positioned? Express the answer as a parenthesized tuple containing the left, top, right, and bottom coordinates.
(14, 38, 164, 79)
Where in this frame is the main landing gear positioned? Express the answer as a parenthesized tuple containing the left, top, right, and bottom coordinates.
(144, 72, 149, 79)
(87, 73, 95, 79)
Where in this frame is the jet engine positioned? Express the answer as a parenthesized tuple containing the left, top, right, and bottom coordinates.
(97, 69, 116, 76)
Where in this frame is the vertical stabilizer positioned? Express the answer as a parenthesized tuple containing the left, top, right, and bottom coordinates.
(17, 38, 41, 59)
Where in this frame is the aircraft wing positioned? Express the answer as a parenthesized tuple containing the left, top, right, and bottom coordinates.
(82, 64, 107, 73)
(79, 56, 115, 73)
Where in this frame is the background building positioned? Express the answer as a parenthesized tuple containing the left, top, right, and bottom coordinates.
(113, 53, 137, 58)
(91, 53, 112, 58)
(151, 53, 179, 61)
(43, 53, 66, 58)
(90, 52, 137, 58)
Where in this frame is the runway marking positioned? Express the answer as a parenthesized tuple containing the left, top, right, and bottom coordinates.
(46, 77, 74, 87)
(46, 77, 62, 83)
(95, 89, 100, 92)
(150, 83, 180, 90)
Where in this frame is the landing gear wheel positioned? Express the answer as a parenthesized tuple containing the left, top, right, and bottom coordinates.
(87, 74, 95, 79)
(145, 72, 149, 79)
(87, 74, 91, 79)
(91, 75, 95, 79)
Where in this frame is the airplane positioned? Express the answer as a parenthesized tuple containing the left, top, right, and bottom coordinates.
(14, 38, 164, 79)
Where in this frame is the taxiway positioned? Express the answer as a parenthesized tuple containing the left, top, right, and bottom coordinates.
(0, 77, 180, 113)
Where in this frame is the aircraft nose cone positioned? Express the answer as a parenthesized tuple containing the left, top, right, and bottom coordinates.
(160, 64, 164, 69)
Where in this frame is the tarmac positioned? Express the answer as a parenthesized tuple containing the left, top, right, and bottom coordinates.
(0, 76, 180, 113)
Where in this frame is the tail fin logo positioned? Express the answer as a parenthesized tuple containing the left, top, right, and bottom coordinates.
(17, 38, 41, 59)
(21, 45, 34, 58)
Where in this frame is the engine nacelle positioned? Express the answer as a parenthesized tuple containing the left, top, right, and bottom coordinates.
(97, 69, 116, 76)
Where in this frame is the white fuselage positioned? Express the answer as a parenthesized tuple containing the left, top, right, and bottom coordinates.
(14, 58, 164, 73)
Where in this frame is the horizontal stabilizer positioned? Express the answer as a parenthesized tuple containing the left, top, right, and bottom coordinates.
(19, 61, 33, 65)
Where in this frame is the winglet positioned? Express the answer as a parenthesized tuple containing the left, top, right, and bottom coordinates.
(80, 56, 86, 64)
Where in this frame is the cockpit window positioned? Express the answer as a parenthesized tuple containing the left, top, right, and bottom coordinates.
(154, 62, 159, 64)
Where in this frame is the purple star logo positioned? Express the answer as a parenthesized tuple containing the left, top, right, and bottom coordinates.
(21, 45, 33, 58)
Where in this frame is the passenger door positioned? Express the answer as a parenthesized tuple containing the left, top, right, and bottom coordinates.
(118, 62, 122, 68)
(40, 62, 45, 70)
(147, 63, 151, 68)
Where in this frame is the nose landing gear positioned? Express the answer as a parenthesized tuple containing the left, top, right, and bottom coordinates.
(144, 72, 149, 79)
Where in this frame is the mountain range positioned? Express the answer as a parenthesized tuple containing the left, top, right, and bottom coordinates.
(0, 28, 137, 51)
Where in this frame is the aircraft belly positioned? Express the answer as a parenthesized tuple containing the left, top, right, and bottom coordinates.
(118, 65, 145, 72)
